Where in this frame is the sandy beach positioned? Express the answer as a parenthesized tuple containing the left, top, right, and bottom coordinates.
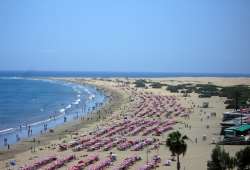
(1, 77, 250, 170)
(1, 0, 250, 169)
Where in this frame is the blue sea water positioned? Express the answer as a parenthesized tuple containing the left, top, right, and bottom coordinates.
(0, 71, 250, 78)
(0, 77, 106, 147)
(0, 78, 76, 130)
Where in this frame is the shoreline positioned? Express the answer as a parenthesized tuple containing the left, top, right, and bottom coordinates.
(0, 78, 126, 161)
(0, 78, 106, 147)
(0, 77, 249, 170)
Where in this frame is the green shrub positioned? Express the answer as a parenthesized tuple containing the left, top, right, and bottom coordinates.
(150, 82, 163, 88)
(134, 79, 147, 88)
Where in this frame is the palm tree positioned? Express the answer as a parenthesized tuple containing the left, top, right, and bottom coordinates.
(166, 131, 188, 170)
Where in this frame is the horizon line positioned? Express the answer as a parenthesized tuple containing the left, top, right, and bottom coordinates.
(0, 70, 250, 74)
(0, 70, 250, 78)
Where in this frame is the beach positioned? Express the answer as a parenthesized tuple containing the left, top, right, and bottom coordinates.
(1, 77, 250, 170)
(0, 78, 107, 148)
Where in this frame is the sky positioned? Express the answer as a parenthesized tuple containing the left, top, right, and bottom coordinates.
(0, 0, 250, 74)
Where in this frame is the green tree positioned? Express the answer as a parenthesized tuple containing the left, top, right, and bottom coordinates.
(207, 145, 235, 170)
(235, 146, 250, 170)
(166, 131, 188, 170)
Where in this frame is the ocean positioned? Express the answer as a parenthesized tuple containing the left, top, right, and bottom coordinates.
(0, 77, 106, 147)
(0, 71, 250, 78)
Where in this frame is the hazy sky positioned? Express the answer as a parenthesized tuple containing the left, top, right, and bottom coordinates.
(0, 0, 250, 73)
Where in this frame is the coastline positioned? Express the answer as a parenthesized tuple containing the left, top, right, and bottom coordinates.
(0, 78, 106, 147)
(0, 78, 126, 161)
(0, 77, 249, 170)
